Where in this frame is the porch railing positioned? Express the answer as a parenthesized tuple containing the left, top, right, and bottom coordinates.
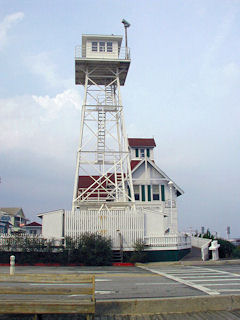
(144, 235, 191, 249)
(75, 45, 130, 60)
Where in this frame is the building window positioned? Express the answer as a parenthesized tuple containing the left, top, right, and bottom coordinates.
(147, 148, 150, 157)
(99, 42, 105, 52)
(134, 185, 140, 201)
(140, 148, 145, 158)
(92, 42, 97, 52)
(147, 185, 151, 201)
(107, 42, 112, 52)
(161, 185, 165, 201)
(153, 185, 160, 200)
(135, 148, 139, 158)
(141, 185, 145, 201)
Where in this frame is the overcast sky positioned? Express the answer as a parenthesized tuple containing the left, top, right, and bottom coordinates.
(0, 0, 239, 238)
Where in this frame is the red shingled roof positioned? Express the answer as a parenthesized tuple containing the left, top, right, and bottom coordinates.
(25, 222, 42, 227)
(130, 160, 141, 170)
(128, 138, 156, 147)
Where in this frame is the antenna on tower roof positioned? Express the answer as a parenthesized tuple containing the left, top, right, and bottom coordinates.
(122, 19, 131, 59)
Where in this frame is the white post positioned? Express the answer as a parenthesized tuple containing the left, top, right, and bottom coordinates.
(209, 240, 220, 261)
(168, 181, 173, 233)
(10, 255, 15, 275)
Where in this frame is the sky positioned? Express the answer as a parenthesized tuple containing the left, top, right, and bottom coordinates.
(0, 0, 240, 238)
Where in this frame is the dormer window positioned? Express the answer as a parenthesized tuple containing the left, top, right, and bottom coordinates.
(140, 149, 145, 158)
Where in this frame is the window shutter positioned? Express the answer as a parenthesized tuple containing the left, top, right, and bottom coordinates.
(147, 185, 151, 201)
(141, 185, 145, 201)
(135, 148, 139, 157)
(147, 148, 150, 157)
(127, 186, 131, 201)
(161, 185, 165, 201)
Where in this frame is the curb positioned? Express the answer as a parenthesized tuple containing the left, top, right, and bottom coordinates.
(96, 295, 240, 315)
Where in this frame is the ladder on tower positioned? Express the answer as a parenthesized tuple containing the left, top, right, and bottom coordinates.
(105, 86, 113, 105)
(97, 109, 106, 163)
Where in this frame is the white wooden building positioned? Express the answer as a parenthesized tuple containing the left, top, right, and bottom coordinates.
(38, 32, 191, 261)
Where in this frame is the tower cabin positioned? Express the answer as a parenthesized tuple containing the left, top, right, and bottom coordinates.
(75, 34, 130, 86)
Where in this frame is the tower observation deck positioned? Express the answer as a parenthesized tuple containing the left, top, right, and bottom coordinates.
(72, 34, 135, 211)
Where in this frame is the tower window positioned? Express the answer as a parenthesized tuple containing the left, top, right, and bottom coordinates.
(107, 42, 113, 52)
(99, 42, 105, 52)
(153, 184, 160, 200)
(92, 42, 97, 52)
(140, 149, 145, 158)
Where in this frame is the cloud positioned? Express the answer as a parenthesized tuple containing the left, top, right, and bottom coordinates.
(0, 89, 81, 158)
(32, 88, 81, 120)
(25, 52, 73, 89)
(0, 12, 24, 50)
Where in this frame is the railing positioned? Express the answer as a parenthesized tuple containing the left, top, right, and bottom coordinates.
(144, 235, 191, 249)
(75, 45, 130, 60)
(165, 200, 176, 208)
(191, 236, 212, 261)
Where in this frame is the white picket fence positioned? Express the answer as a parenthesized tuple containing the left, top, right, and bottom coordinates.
(64, 210, 191, 250)
(64, 209, 144, 249)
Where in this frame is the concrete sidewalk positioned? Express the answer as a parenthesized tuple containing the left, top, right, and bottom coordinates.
(96, 294, 240, 315)
(137, 258, 240, 267)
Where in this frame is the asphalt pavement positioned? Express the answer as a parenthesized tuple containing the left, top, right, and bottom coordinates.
(0, 262, 239, 299)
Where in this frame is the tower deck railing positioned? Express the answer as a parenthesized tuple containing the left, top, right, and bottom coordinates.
(75, 45, 131, 60)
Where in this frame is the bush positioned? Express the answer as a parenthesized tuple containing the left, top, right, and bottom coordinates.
(0, 233, 113, 266)
(233, 246, 240, 258)
(215, 238, 235, 259)
(129, 239, 147, 263)
(80, 233, 112, 266)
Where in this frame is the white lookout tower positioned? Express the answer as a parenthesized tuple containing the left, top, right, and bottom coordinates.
(73, 32, 135, 211)
(38, 24, 191, 261)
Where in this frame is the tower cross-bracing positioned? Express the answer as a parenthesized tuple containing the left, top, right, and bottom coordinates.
(72, 34, 135, 211)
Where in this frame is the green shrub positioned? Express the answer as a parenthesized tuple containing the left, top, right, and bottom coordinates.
(130, 239, 147, 263)
(233, 246, 240, 258)
(0, 233, 113, 265)
(79, 233, 112, 266)
(215, 238, 235, 258)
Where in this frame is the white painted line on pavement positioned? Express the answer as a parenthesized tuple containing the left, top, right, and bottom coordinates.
(192, 278, 240, 282)
(164, 272, 216, 275)
(96, 279, 112, 282)
(180, 275, 236, 279)
(205, 283, 240, 286)
(95, 290, 115, 294)
(191, 266, 240, 278)
(138, 266, 220, 295)
(218, 289, 240, 292)
(136, 282, 182, 285)
(77, 271, 108, 273)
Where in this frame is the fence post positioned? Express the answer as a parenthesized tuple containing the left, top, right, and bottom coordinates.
(10, 255, 15, 275)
